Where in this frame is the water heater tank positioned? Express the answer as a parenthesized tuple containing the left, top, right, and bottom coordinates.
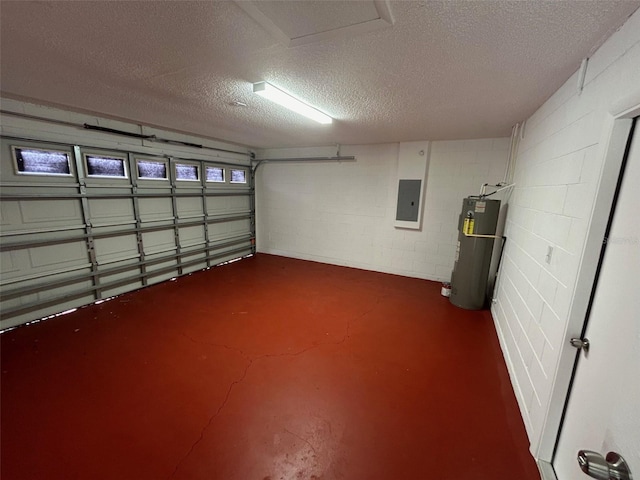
(450, 197, 501, 310)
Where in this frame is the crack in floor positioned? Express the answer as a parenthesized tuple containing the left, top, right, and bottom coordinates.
(168, 356, 253, 479)
(283, 428, 318, 455)
(168, 303, 379, 478)
(181, 333, 249, 358)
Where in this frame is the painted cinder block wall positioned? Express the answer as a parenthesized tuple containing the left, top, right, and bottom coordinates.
(492, 7, 640, 457)
(255, 139, 509, 282)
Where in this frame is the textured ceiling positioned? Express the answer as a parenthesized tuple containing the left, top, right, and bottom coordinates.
(249, 1, 381, 39)
(1, 1, 638, 149)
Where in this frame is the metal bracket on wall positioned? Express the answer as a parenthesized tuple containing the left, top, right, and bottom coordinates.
(251, 155, 356, 174)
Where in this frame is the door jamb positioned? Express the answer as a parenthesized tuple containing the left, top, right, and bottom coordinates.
(535, 100, 640, 477)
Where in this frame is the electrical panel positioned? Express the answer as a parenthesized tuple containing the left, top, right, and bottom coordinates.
(396, 179, 421, 222)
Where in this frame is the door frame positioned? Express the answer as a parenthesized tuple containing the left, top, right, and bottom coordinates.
(536, 97, 640, 478)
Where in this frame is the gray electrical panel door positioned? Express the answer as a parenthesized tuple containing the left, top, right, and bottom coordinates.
(450, 197, 501, 310)
(396, 179, 421, 221)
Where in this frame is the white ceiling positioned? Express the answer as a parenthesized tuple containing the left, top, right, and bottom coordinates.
(1, 1, 638, 149)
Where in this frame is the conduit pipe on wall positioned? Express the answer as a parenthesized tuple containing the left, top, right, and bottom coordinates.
(484, 123, 521, 304)
(503, 122, 524, 185)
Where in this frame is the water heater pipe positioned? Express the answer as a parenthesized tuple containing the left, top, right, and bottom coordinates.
(463, 232, 502, 239)
(478, 183, 515, 198)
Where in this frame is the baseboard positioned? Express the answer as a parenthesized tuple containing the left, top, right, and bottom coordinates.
(256, 248, 449, 283)
(490, 303, 532, 438)
(538, 460, 557, 480)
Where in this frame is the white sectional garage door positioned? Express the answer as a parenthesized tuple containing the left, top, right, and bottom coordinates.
(0, 136, 254, 330)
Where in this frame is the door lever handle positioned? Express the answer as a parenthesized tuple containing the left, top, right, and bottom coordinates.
(577, 450, 633, 480)
(578, 450, 609, 479)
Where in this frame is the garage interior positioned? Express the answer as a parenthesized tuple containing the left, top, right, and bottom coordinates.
(1, 2, 640, 480)
(2, 255, 540, 479)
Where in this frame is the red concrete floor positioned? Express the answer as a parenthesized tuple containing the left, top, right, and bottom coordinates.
(1, 254, 540, 480)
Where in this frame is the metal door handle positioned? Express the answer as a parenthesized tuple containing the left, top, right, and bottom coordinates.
(577, 450, 633, 480)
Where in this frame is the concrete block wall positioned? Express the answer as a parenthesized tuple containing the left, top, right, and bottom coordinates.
(492, 7, 640, 456)
(255, 138, 509, 281)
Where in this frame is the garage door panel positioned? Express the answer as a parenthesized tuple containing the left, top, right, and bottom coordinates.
(37, 278, 94, 302)
(19, 199, 83, 227)
(208, 219, 251, 241)
(1, 269, 95, 330)
(100, 259, 144, 297)
(1, 296, 95, 330)
(94, 234, 139, 264)
(145, 256, 178, 285)
(206, 195, 250, 215)
(181, 251, 207, 274)
(206, 196, 228, 214)
(147, 254, 179, 270)
(146, 275, 173, 286)
(2, 266, 93, 298)
(206, 240, 249, 266)
(88, 198, 134, 225)
(176, 197, 203, 218)
(2, 292, 39, 312)
(227, 196, 251, 212)
(2, 199, 88, 234)
(102, 283, 143, 299)
(139, 198, 173, 222)
(0, 251, 21, 276)
(142, 229, 176, 255)
(179, 225, 205, 248)
(212, 248, 251, 266)
(1, 201, 19, 227)
(28, 241, 88, 270)
(1, 251, 34, 282)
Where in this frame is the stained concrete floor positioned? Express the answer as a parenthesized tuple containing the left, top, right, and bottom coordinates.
(1, 254, 540, 479)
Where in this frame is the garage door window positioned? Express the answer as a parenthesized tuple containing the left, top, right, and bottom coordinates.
(13, 146, 71, 176)
(137, 160, 167, 180)
(206, 166, 225, 183)
(176, 163, 199, 181)
(230, 169, 246, 184)
(85, 155, 127, 178)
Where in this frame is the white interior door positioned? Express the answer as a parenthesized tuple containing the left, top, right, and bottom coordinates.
(553, 120, 640, 479)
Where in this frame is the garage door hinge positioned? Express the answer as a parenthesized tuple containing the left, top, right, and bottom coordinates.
(570, 337, 590, 352)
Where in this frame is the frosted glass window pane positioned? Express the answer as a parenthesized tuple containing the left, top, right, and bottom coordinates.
(230, 169, 246, 183)
(14, 148, 71, 175)
(137, 160, 167, 179)
(86, 155, 126, 177)
(206, 166, 224, 182)
(176, 164, 199, 181)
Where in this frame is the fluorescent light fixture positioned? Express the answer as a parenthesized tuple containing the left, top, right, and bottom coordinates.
(253, 81, 332, 124)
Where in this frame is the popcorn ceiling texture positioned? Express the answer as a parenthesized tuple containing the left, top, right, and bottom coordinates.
(1, 1, 638, 148)
(250, 0, 381, 39)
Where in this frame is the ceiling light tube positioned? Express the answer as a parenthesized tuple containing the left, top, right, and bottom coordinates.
(253, 81, 332, 124)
